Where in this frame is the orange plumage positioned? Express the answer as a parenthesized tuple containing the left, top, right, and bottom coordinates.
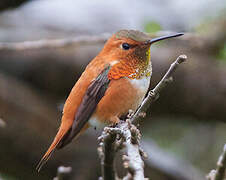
(36, 30, 183, 171)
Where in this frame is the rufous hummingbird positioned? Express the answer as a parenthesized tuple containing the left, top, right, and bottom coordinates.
(36, 30, 183, 171)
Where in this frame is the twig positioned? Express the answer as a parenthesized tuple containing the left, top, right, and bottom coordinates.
(53, 166, 72, 180)
(207, 144, 226, 180)
(98, 54, 187, 180)
(131, 54, 187, 124)
(121, 120, 146, 180)
(98, 121, 147, 180)
(98, 127, 122, 180)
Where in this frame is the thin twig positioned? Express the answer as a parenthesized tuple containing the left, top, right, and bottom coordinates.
(207, 144, 226, 180)
(131, 54, 187, 124)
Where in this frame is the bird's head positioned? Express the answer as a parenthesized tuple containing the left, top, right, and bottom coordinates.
(100, 30, 183, 80)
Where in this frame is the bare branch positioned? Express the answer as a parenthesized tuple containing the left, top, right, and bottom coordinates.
(98, 121, 147, 180)
(98, 54, 187, 180)
(98, 127, 124, 180)
(131, 54, 187, 124)
(121, 120, 146, 180)
(53, 166, 72, 180)
(207, 144, 226, 180)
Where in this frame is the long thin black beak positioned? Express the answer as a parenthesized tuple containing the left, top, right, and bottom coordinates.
(148, 32, 184, 44)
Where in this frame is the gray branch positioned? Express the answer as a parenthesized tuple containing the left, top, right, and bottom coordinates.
(121, 121, 146, 180)
(98, 127, 120, 180)
(98, 54, 187, 180)
(98, 121, 147, 180)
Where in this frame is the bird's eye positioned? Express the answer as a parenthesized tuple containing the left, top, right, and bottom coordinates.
(121, 43, 130, 50)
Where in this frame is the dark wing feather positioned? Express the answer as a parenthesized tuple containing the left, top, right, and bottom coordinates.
(57, 66, 111, 148)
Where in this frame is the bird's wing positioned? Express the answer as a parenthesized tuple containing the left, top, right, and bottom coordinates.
(57, 65, 111, 148)
(36, 65, 111, 172)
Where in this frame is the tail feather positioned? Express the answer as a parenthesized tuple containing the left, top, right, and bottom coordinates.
(36, 133, 64, 172)
(36, 148, 55, 172)
(36, 122, 89, 172)
(36, 123, 72, 172)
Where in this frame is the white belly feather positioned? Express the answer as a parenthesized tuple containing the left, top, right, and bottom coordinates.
(89, 76, 150, 128)
(128, 76, 150, 97)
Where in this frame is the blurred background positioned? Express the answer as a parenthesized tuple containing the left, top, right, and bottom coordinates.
(0, 0, 226, 179)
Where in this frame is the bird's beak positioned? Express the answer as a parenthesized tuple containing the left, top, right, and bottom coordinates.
(147, 32, 184, 44)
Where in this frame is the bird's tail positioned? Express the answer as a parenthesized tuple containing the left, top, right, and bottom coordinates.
(36, 121, 72, 172)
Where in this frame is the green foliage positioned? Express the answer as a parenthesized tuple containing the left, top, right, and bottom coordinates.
(144, 21, 162, 33)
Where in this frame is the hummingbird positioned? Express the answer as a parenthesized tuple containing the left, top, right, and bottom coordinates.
(36, 30, 183, 171)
